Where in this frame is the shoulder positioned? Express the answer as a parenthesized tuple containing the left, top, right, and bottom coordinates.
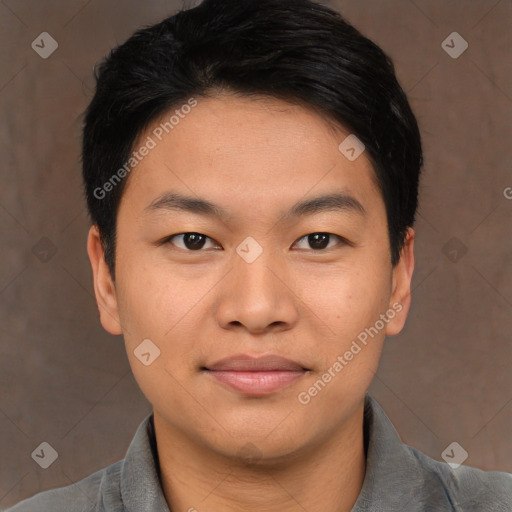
(362, 395, 512, 510)
(2, 460, 123, 512)
(406, 444, 512, 510)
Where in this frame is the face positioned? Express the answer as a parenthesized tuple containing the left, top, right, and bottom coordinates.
(88, 92, 414, 461)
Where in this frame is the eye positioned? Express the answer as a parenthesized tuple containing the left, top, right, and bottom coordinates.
(161, 231, 349, 252)
(293, 232, 347, 251)
(164, 232, 221, 251)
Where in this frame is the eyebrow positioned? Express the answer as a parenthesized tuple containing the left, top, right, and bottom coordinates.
(144, 191, 366, 222)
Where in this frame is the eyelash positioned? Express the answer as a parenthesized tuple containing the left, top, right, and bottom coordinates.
(160, 232, 350, 252)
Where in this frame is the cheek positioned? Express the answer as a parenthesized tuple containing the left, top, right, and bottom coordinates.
(298, 264, 391, 410)
(296, 257, 392, 341)
(114, 248, 219, 363)
(113, 257, 200, 405)
(114, 256, 161, 336)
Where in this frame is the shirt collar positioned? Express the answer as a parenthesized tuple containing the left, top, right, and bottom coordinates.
(352, 394, 449, 510)
(116, 395, 437, 511)
(120, 412, 171, 512)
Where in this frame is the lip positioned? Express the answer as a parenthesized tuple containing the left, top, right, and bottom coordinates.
(203, 355, 309, 396)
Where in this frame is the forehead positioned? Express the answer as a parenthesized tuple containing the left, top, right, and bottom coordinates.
(120, 93, 382, 218)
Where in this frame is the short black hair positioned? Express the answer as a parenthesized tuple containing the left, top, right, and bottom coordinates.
(82, 0, 423, 279)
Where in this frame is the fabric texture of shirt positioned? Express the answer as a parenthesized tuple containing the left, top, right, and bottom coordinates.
(4, 394, 512, 511)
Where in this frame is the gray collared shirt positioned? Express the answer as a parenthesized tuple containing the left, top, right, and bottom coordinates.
(4, 395, 512, 511)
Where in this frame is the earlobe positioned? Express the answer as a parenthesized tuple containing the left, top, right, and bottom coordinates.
(385, 227, 415, 337)
(86, 225, 123, 335)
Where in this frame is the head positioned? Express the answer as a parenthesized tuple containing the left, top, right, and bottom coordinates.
(85, 0, 421, 462)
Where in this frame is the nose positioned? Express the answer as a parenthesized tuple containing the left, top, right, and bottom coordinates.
(215, 241, 299, 335)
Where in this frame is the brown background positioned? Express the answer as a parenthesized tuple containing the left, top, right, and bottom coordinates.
(1, 0, 511, 508)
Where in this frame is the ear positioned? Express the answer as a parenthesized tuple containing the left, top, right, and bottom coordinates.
(385, 227, 415, 337)
(86, 225, 123, 335)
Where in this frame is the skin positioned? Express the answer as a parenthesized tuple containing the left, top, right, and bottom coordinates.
(87, 92, 415, 512)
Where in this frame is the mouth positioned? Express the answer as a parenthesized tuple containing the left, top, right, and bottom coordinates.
(202, 354, 310, 396)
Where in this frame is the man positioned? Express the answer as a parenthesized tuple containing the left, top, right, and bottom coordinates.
(6, 0, 512, 510)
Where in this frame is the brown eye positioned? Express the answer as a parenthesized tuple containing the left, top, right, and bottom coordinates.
(293, 232, 345, 251)
(166, 233, 220, 251)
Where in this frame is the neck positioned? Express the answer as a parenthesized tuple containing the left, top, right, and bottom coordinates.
(154, 401, 366, 512)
